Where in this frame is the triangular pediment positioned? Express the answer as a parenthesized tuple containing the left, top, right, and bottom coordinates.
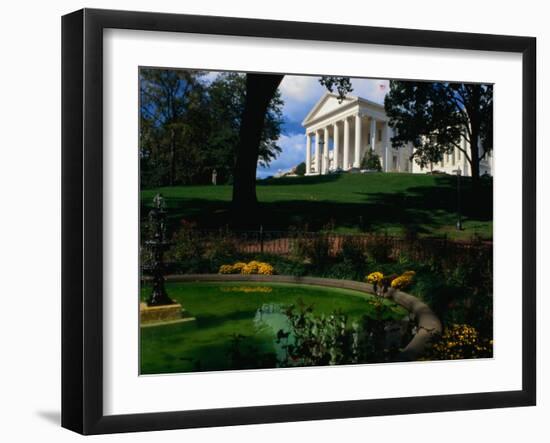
(302, 92, 357, 126)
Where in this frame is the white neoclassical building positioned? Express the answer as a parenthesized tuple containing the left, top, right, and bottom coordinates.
(301, 92, 492, 176)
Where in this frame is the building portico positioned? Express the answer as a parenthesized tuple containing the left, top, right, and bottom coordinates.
(302, 91, 492, 177)
(302, 92, 411, 174)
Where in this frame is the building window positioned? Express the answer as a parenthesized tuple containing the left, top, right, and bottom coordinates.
(392, 155, 398, 171)
(378, 129, 382, 142)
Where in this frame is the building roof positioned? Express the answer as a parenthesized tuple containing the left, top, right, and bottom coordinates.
(301, 91, 385, 127)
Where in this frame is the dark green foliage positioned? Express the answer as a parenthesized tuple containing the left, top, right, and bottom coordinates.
(295, 162, 306, 176)
(165, 220, 205, 273)
(319, 76, 354, 102)
(365, 235, 393, 263)
(278, 299, 410, 367)
(384, 80, 493, 181)
(290, 233, 331, 269)
(140, 69, 211, 187)
(139, 69, 284, 188)
(360, 150, 382, 171)
(227, 334, 278, 370)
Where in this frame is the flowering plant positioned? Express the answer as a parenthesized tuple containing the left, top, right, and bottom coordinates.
(218, 264, 234, 274)
(218, 260, 274, 275)
(427, 323, 493, 360)
(366, 271, 384, 284)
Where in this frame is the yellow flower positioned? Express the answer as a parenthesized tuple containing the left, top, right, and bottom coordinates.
(232, 262, 247, 273)
(366, 272, 384, 284)
(390, 275, 412, 289)
(239, 260, 275, 275)
(219, 264, 234, 274)
(257, 263, 274, 275)
(429, 323, 492, 360)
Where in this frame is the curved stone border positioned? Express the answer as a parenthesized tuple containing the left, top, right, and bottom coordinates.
(164, 274, 442, 361)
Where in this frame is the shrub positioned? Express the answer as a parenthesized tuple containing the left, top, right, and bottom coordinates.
(424, 324, 493, 360)
(390, 271, 415, 290)
(360, 150, 382, 171)
(165, 220, 206, 273)
(278, 301, 409, 367)
(366, 271, 384, 284)
(295, 162, 306, 176)
(231, 262, 248, 273)
(340, 236, 365, 263)
(204, 233, 239, 268)
(364, 234, 394, 263)
(219, 260, 275, 275)
(291, 233, 331, 269)
(219, 264, 234, 274)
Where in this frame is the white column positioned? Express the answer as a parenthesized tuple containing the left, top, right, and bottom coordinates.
(323, 127, 329, 174)
(354, 113, 362, 168)
(343, 118, 350, 170)
(384, 122, 391, 172)
(370, 118, 377, 152)
(314, 130, 320, 174)
(305, 132, 312, 175)
(333, 122, 340, 170)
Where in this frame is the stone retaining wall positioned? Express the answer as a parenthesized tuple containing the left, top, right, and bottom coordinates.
(164, 274, 442, 361)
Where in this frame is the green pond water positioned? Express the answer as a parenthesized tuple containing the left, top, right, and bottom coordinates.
(140, 281, 408, 374)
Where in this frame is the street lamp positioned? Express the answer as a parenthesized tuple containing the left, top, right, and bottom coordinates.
(452, 168, 462, 231)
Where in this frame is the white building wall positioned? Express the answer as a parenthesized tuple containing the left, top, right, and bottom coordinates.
(302, 94, 492, 177)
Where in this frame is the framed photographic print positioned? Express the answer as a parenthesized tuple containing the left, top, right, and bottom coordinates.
(61, 8, 536, 435)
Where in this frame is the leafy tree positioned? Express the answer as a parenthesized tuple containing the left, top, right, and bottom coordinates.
(232, 75, 352, 225)
(140, 68, 210, 186)
(384, 81, 493, 185)
(295, 162, 306, 176)
(140, 69, 284, 188)
(360, 150, 382, 171)
(319, 76, 354, 102)
(208, 73, 283, 185)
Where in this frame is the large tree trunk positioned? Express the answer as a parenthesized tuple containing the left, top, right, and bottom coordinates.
(231, 73, 283, 228)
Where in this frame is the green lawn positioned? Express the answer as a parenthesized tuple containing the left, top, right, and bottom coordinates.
(140, 281, 407, 374)
(141, 172, 492, 240)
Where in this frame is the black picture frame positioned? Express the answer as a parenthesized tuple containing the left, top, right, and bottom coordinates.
(62, 8, 536, 435)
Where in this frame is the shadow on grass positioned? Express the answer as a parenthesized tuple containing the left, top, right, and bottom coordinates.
(141, 175, 492, 237)
(257, 174, 342, 186)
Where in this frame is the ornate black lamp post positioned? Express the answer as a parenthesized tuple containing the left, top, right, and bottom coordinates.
(144, 194, 174, 306)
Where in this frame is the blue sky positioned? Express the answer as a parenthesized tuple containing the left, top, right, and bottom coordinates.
(257, 75, 390, 178)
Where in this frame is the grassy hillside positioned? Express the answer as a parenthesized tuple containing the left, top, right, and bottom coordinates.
(141, 172, 492, 240)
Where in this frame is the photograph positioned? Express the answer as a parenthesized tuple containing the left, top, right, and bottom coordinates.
(138, 68, 494, 375)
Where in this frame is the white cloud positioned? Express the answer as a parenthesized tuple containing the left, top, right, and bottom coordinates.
(350, 78, 389, 104)
(258, 133, 306, 178)
(279, 75, 389, 123)
(278, 76, 326, 121)
(202, 71, 220, 84)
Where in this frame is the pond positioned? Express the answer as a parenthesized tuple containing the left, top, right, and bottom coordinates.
(140, 281, 410, 374)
